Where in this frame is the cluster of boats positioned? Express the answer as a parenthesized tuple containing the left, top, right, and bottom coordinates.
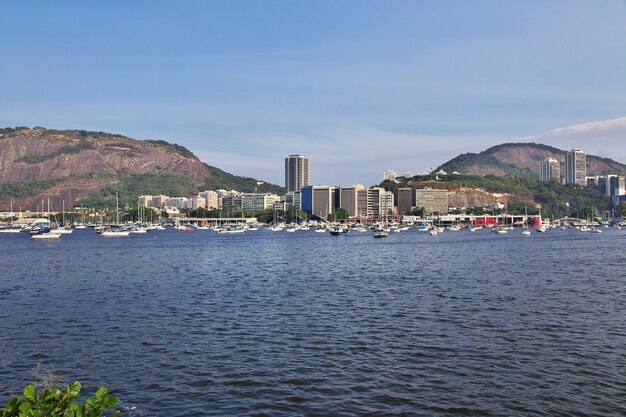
(1, 218, 623, 239)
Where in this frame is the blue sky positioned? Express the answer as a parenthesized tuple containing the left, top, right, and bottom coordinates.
(1, 0, 626, 186)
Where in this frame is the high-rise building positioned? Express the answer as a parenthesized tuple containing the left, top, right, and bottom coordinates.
(395, 188, 414, 215)
(565, 149, 586, 186)
(301, 185, 335, 218)
(285, 155, 310, 193)
(539, 157, 560, 182)
(383, 170, 397, 182)
(199, 191, 219, 209)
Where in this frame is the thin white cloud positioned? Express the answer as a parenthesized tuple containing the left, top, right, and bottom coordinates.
(520, 116, 626, 162)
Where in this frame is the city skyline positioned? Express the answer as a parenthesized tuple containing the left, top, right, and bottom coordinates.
(1, 1, 626, 186)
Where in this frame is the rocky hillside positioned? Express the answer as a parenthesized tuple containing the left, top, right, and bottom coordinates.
(436, 143, 626, 177)
(0, 127, 282, 210)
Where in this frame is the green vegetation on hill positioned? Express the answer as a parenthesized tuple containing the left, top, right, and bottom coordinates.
(202, 164, 284, 194)
(437, 152, 536, 177)
(78, 173, 198, 208)
(0, 179, 61, 198)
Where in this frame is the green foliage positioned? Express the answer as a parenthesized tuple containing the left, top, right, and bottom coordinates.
(202, 164, 284, 194)
(376, 180, 398, 191)
(16, 142, 95, 164)
(436, 152, 536, 177)
(78, 174, 197, 208)
(330, 208, 348, 220)
(0, 382, 121, 417)
(0, 179, 60, 198)
(0, 127, 30, 135)
(616, 202, 626, 217)
(409, 207, 425, 217)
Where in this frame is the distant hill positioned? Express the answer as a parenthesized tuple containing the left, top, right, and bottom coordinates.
(0, 127, 283, 210)
(436, 142, 626, 177)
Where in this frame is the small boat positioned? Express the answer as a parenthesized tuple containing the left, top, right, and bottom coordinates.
(329, 227, 349, 236)
(99, 227, 131, 237)
(429, 229, 438, 237)
(31, 227, 61, 239)
(373, 229, 389, 238)
(590, 228, 602, 234)
(218, 226, 246, 234)
(0, 226, 22, 234)
(494, 226, 508, 234)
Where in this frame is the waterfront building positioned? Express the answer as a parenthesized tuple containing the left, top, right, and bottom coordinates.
(137, 195, 152, 208)
(166, 197, 189, 209)
(285, 191, 301, 210)
(336, 185, 366, 217)
(414, 188, 448, 215)
(539, 157, 560, 182)
(199, 191, 219, 209)
(285, 154, 310, 193)
(610, 176, 626, 197)
(151, 195, 169, 209)
(383, 170, 397, 182)
(366, 187, 394, 216)
(241, 193, 281, 212)
(565, 149, 586, 186)
(301, 185, 335, 219)
(395, 187, 414, 215)
(190, 196, 206, 211)
(356, 188, 368, 217)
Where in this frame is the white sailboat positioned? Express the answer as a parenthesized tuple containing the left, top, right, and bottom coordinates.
(31, 199, 62, 239)
(522, 206, 531, 236)
(99, 193, 130, 237)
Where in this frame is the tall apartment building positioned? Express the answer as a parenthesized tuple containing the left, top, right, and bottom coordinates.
(539, 157, 560, 182)
(565, 149, 586, 186)
(366, 187, 394, 216)
(285, 155, 310, 193)
(383, 170, 397, 182)
(198, 191, 219, 209)
(336, 185, 368, 217)
(395, 188, 414, 215)
(137, 195, 152, 208)
(301, 185, 335, 218)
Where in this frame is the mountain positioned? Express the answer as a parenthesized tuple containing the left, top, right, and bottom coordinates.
(0, 127, 283, 210)
(436, 142, 626, 177)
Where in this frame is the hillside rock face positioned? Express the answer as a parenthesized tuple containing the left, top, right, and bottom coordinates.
(438, 143, 626, 177)
(0, 128, 210, 184)
(0, 127, 212, 210)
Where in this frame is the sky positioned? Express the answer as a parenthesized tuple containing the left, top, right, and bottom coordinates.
(1, 0, 626, 186)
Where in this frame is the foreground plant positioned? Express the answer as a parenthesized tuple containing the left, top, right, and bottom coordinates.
(1, 382, 121, 417)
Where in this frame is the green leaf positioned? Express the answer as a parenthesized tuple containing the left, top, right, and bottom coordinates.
(101, 395, 119, 409)
(67, 382, 81, 398)
(95, 387, 108, 400)
(23, 385, 36, 402)
(18, 401, 31, 414)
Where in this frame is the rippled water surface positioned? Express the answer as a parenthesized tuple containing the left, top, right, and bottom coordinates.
(1, 228, 625, 416)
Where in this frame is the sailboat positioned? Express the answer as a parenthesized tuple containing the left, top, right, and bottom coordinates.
(31, 199, 62, 239)
(0, 201, 22, 233)
(99, 193, 130, 237)
(522, 206, 531, 236)
(54, 200, 73, 234)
